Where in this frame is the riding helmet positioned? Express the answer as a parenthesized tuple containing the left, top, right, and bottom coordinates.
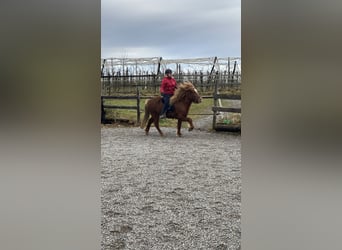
(165, 69, 172, 74)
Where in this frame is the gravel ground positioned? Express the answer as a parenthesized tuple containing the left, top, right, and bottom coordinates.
(101, 123, 241, 250)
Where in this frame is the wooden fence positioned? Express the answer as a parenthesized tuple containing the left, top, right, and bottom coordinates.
(101, 91, 241, 133)
(101, 89, 141, 124)
(212, 81, 241, 132)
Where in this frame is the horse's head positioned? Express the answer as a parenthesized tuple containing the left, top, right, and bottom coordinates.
(183, 82, 202, 103)
(191, 86, 202, 103)
(171, 81, 202, 105)
(170, 82, 202, 105)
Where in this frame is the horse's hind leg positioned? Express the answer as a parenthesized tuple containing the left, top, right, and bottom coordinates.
(153, 116, 164, 136)
(145, 117, 154, 135)
(177, 119, 182, 137)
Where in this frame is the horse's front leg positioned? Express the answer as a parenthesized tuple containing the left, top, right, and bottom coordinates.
(176, 119, 182, 137)
(176, 117, 194, 136)
(186, 117, 194, 131)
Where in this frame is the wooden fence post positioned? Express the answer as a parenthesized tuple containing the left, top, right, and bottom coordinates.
(207, 56, 218, 90)
(137, 89, 140, 123)
(232, 61, 237, 80)
(101, 97, 105, 124)
(212, 80, 218, 129)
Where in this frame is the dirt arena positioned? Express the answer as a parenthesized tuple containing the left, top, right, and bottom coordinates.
(101, 125, 241, 250)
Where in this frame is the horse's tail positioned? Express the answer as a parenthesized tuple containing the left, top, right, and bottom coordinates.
(140, 99, 150, 129)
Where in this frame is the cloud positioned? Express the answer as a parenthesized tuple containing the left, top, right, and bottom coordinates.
(101, 46, 163, 58)
(101, 0, 241, 58)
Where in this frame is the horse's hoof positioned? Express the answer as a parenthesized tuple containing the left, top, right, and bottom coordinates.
(188, 127, 194, 131)
(177, 133, 182, 137)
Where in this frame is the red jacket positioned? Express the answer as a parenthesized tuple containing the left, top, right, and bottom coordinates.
(160, 77, 177, 95)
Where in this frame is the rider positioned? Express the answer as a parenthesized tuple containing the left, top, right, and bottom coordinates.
(160, 68, 177, 118)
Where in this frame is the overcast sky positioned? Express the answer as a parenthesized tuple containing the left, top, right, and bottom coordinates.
(101, 0, 240, 59)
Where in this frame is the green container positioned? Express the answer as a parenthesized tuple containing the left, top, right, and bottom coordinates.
(223, 119, 232, 124)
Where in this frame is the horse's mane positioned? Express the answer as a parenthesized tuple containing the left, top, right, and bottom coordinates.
(170, 81, 195, 105)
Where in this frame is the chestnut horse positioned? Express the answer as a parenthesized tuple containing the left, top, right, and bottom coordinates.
(140, 81, 202, 136)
